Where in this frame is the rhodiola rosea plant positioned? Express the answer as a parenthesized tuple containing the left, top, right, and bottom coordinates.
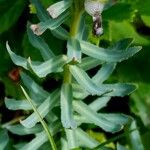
(3, 0, 143, 149)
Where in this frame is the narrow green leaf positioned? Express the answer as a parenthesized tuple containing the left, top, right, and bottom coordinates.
(20, 86, 57, 150)
(20, 121, 61, 150)
(70, 65, 110, 95)
(61, 138, 68, 150)
(117, 143, 128, 150)
(65, 129, 78, 149)
(31, 10, 70, 35)
(30, 0, 49, 22)
(89, 97, 111, 111)
(27, 23, 55, 60)
(28, 55, 67, 78)
(51, 26, 69, 40)
(67, 38, 81, 62)
(21, 72, 49, 101)
(20, 89, 59, 128)
(5, 98, 32, 110)
(72, 83, 88, 99)
(6, 124, 42, 135)
(76, 128, 99, 149)
(0, 129, 9, 150)
(30, 0, 69, 40)
(47, 0, 72, 18)
(128, 121, 145, 150)
(80, 40, 142, 62)
(104, 83, 137, 97)
(73, 101, 123, 133)
(79, 57, 104, 71)
(111, 38, 133, 50)
(6, 42, 28, 69)
(61, 84, 76, 129)
(99, 114, 131, 126)
(92, 63, 116, 84)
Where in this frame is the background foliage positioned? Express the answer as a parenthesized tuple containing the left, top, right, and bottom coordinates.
(0, 0, 150, 149)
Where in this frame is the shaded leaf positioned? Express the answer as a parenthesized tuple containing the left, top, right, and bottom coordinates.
(21, 89, 59, 128)
(61, 83, 77, 129)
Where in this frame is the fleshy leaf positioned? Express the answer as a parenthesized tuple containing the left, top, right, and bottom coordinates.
(92, 63, 116, 84)
(79, 57, 103, 71)
(21, 72, 49, 101)
(70, 65, 110, 95)
(30, 0, 69, 40)
(65, 129, 78, 149)
(28, 55, 67, 78)
(0, 129, 9, 150)
(21, 89, 59, 128)
(73, 100, 123, 133)
(5, 98, 32, 110)
(6, 42, 28, 69)
(31, 10, 70, 35)
(61, 83, 77, 129)
(47, 0, 72, 18)
(80, 40, 142, 62)
(89, 97, 111, 111)
(27, 22, 55, 60)
(76, 128, 99, 148)
(67, 38, 81, 62)
(6, 124, 42, 135)
(20, 121, 61, 150)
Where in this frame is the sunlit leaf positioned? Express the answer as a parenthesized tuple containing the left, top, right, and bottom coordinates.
(80, 40, 142, 62)
(28, 55, 67, 78)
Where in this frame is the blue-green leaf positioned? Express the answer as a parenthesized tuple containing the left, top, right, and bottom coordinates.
(21, 72, 49, 101)
(89, 97, 111, 111)
(70, 65, 110, 95)
(51, 26, 69, 40)
(76, 128, 99, 148)
(128, 121, 145, 150)
(31, 10, 70, 35)
(99, 114, 131, 126)
(117, 143, 128, 150)
(30, 0, 49, 22)
(111, 38, 133, 50)
(30, 0, 69, 40)
(21, 89, 59, 128)
(73, 82, 137, 99)
(6, 42, 28, 69)
(28, 55, 67, 78)
(79, 57, 103, 71)
(73, 101, 122, 133)
(20, 121, 61, 150)
(80, 40, 142, 62)
(61, 84, 77, 129)
(6, 124, 42, 135)
(65, 129, 78, 149)
(47, 0, 72, 18)
(0, 129, 9, 150)
(92, 63, 116, 84)
(5, 98, 32, 110)
(27, 23, 55, 60)
(67, 38, 81, 62)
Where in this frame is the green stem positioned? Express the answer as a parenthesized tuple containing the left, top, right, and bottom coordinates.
(20, 86, 57, 150)
(63, 64, 72, 83)
(70, 0, 84, 37)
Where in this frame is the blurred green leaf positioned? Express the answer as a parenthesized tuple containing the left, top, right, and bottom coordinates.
(0, 0, 26, 33)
